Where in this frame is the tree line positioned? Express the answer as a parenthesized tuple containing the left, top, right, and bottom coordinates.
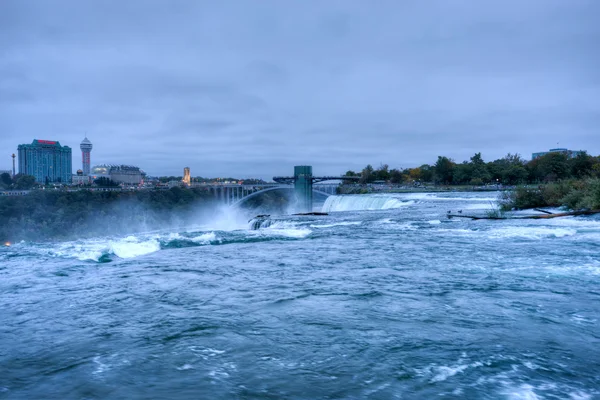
(344, 152, 600, 186)
(0, 173, 36, 190)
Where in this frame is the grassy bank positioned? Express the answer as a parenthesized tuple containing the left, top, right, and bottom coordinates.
(0, 188, 218, 242)
(500, 178, 600, 211)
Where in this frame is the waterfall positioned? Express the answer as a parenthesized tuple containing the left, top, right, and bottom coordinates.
(248, 216, 273, 230)
(321, 195, 414, 212)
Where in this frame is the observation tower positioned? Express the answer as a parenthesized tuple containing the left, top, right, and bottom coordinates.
(80, 137, 93, 175)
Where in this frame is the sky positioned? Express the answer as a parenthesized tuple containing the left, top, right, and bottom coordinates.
(1, 0, 599, 179)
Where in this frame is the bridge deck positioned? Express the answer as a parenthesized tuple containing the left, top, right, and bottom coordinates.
(273, 176, 360, 184)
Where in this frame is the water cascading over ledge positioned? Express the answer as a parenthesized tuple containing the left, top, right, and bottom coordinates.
(321, 194, 414, 212)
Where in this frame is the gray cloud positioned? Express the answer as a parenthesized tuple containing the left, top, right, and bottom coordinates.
(1, 0, 599, 178)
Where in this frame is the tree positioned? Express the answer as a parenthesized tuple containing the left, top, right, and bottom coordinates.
(14, 175, 36, 190)
(373, 164, 390, 181)
(359, 164, 375, 184)
(434, 156, 455, 184)
(94, 177, 119, 187)
(408, 167, 423, 182)
(569, 152, 594, 178)
(452, 162, 472, 185)
(487, 153, 527, 185)
(0, 173, 12, 189)
(419, 164, 434, 182)
(469, 152, 491, 184)
(592, 157, 600, 178)
(528, 152, 569, 182)
(389, 169, 404, 184)
(342, 170, 359, 184)
(503, 164, 528, 185)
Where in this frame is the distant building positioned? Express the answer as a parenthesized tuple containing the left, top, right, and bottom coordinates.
(532, 148, 584, 160)
(168, 180, 184, 188)
(80, 137, 93, 176)
(110, 165, 144, 185)
(90, 164, 144, 185)
(183, 167, 191, 185)
(72, 175, 91, 185)
(17, 139, 72, 183)
(71, 169, 90, 185)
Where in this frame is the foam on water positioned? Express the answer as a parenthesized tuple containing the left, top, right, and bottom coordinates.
(189, 232, 217, 243)
(310, 221, 362, 228)
(380, 221, 417, 231)
(414, 353, 486, 383)
(39, 234, 168, 261)
(110, 236, 161, 258)
(443, 225, 580, 240)
(486, 226, 577, 239)
(54, 242, 109, 262)
(464, 203, 499, 210)
(502, 384, 542, 400)
(259, 221, 312, 238)
(499, 383, 595, 400)
(542, 217, 600, 229)
(25, 219, 317, 262)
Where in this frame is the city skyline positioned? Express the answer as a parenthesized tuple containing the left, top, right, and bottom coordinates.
(1, 0, 599, 179)
(3, 136, 594, 181)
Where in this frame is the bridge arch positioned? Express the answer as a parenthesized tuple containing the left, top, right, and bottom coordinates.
(231, 186, 333, 209)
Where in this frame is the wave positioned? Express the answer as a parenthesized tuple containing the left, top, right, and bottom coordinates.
(46, 236, 162, 262)
(444, 226, 578, 240)
(310, 221, 362, 229)
(321, 195, 414, 212)
(486, 226, 577, 239)
(111, 236, 161, 258)
(22, 220, 312, 262)
(255, 221, 312, 238)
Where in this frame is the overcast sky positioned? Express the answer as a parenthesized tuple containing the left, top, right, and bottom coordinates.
(1, 0, 599, 179)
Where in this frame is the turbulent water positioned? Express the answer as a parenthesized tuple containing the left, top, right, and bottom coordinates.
(1, 192, 599, 399)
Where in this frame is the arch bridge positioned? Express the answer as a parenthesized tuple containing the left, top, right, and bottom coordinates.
(199, 166, 358, 212)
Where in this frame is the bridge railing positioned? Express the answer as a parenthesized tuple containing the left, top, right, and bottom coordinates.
(196, 183, 292, 205)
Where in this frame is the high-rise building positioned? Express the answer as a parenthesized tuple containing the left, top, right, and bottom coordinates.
(17, 140, 72, 183)
(80, 137, 93, 175)
(183, 167, 191, 185)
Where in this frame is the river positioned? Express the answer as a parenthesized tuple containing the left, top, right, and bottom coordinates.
(1, 192, 599, 399)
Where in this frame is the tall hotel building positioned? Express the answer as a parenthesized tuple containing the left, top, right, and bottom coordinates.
(17, 139, 72, 183)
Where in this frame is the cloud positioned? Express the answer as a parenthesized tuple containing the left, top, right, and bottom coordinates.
(1, 0, 599, 178)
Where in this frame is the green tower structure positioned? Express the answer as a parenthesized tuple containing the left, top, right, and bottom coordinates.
(273, 166, 359, 213)
(294, 166, 313, 213)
